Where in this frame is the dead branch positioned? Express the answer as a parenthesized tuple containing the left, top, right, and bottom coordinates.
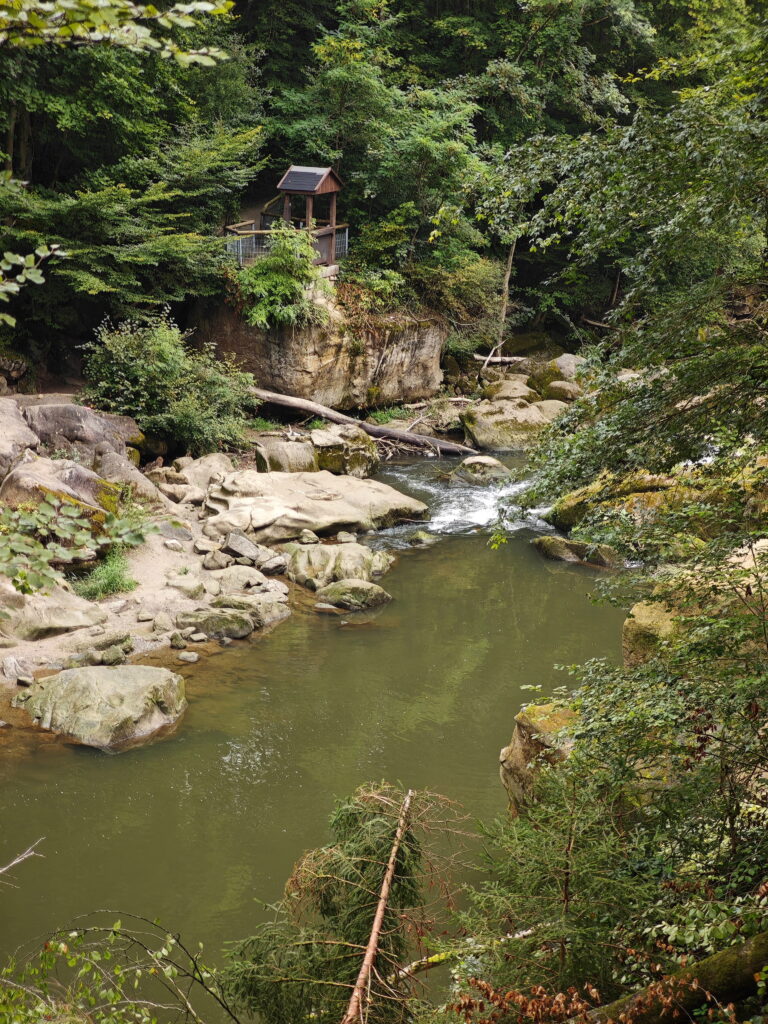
(250, 388, 475, 457)
(471, 353, 529, 367)
(0, 838, 44, 881)
(341, 790, 414, 1024)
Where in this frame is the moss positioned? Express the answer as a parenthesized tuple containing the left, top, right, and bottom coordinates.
(515, 702, 578, 746)
(622, 600, 678, 667)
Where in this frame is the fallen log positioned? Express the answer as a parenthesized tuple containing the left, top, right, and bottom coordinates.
(472, 353, 530, 366)
(250, 388, 476, 457)
(588, 930, 768, 1024)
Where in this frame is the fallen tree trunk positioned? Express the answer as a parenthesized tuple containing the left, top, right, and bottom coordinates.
(250, 388, 476, 457)
(588, 930, 768, 1024)
(472, 353, 530, 367)
(341, 790, 415, 1024)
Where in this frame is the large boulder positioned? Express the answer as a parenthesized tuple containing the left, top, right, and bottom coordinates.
(460, 399, 550, 451)
(0, 451, 120, 514)
(12, 665, 186, 751)
(310, 424, 379, 478)
(253, 435, 318, 473)
(0, 583, 108, 641)
(315, 578, 392, 610)
(533, 399, 568, 423)
(529, 353, 587, 391)
(451, 455, 512, 485)
(202, 470, 427, 544)
(211, 593, 291, 629)
(175, 607, 255, 639)
(148, 454, 234, 505)
(499, 703, 577, 814)
(0, 397, 39, 480)
(546, 471, 695, 532)
(622, 600, 678, 666)
(482, 379, 540, 403)
(95, 450, 173, 509)
(283, 541, 394, 590)
(532, 535, 622, 568)
(545, 380, 582, 402)
(22, 402, 143, 455)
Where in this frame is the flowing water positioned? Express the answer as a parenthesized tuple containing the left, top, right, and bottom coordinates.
(0, 459, 625, 970)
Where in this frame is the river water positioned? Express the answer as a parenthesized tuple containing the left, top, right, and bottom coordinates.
(0, 459, 624, 968)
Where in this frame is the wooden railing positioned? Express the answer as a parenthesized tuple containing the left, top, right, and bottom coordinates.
(224, 220, 349, 267)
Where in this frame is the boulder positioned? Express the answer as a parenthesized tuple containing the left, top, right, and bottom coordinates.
(314, 578, 392, 610)
(175, 608, 255, 639)
(451, 455, 511, 485)
(0, 451, 120, 514)
(165, 573, 205, 600)
(23, 403, 143, 454)
(0, 397, 39, 480)
(202, 470, 427, 545)
(208, 564, 277, 594)
(460, 399, 550, 451)
(283, 541, 394, 590)
(529, 353, 587, 391)
(211, 593, 291, 628)
(532, 399, 568, 423)
(499, 703, 577, 814)
(622, 600, 678, 667)
(545, 380, 582, 402)
(546, 471, 694, 532)
(310, 424, 380, 478)
(532, 535, 622, 568)
(12, 665, 186, 751)
(482, 379, 540, 403)
(253, 435, 318, 473)
(0, 583, 108, 641)
(95, 450, 172, 508)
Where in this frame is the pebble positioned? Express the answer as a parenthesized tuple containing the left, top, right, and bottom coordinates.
(164, 539, 184, 552)
(180, 627, 196, 639)
(169, 632, 187, 650)
(193, 538, 218, 555)
(177, 651, 199, 664)
(218, 637, 233, 647)
(337, 531, 357, 543)
(298, 529, 320, 545)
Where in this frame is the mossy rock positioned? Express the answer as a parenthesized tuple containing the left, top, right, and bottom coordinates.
(532, 535, 622, 568)
(622, 600, 678, 667)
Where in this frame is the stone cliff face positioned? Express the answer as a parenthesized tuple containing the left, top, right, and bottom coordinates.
(191, 301, 446, 410)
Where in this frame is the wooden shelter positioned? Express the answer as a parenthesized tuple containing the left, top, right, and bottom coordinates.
(226, 165, 347, 268)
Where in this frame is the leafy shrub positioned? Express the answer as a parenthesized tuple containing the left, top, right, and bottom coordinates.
(72, 549, 137, 600)
(368, 406, 410, 424)
(82, 312, 258, 456)
(234, 223, 328, 330)
(0, 498, 148, 594)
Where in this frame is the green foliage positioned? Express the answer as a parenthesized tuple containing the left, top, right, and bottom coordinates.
(81, 312, 258, 455)
(367, 406, 410, 424)
(234, 222, 328, 329)
(72, 548, 137, 600)
(0, 498, 148, 594)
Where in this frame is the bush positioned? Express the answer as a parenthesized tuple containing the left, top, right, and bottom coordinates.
(72, 549, 137, 600)
(234, 223, 328, 330)
(82, 312, 258, 456)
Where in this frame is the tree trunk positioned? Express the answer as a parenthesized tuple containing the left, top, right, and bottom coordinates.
(588, 931, 768, 1024)
(250, 388, 476, 456)
(341, 790, 414, 1024)
(480, 239, 517, 374)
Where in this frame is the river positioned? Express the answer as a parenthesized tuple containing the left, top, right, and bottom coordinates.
(0, 459, 624, 971)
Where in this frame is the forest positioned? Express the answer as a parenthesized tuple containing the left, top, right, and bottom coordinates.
(2, 0, 768, 1023)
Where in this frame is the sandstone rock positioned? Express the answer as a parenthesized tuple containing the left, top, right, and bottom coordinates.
(178, 651, 199, 664)
(12, 665, 186, 751)
(0, 584, 108, 641)
(314, 578, 392, 610)
(194, 538, 218, 555)
(0, 451, 120, 514)
(202, 470, 428, 545)
(546, 471, 689, 532)
(208, 564, 274, 594)
(153, 611, 174, 632)
(177, 453, 234, 492)
(460, 400, 550, 451)
(170, 631, 186, 649)
(165, 573, 205, 600)
(164, 539, 183, 552)
(451, 455, 511, 485)
(408, 530, 437, 547)
(545, 380, 582, 402)
(336, 531, 357, 543)
(253, 435, 318, 473)
(529, 353, 587, 390)
(2, 655, 34, 682)
(175, 608, 254, 639)
(532, 399, 568, 423)
(203, 549, 234, 571)
(195, 302, 446, 409)
(24, 403, 143, 454)
(211, 593, 291, 628)
(482, 379, 540, 403)
(95, 450, 171, 508)
(222, 531, 262, 562)
(0, 397, 40, 480)
(283, 541, 393, 590)
(499, 703, 577, 814)
(299, 529, 319, 545)
(532, 535, 622, 568)
(310, 424, 379, 478)
(189, 632, 207, 642)
(622, 600, 678, 667)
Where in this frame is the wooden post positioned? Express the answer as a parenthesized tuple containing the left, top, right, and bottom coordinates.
(329, 192, 337, 264)
(282, 193, 291, 222)
(305, 194, 314, 232)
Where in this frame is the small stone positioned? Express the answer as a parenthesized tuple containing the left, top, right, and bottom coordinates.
(218, 637, 233, 646)
(136, 606, 156, 622)
(177, 651, 199, 664)
(89, 625, 107, 636)
(172, 456, 194, 471)
(159, 521, 193, 542)
(189, 632, 208, 643)
(153, 611, 174, 633)
(169, 631, 187, 650)
(223, 531, 262, 562)
(408, 530, 437, 547)
(101, 644, 127, 666)
(180, 627, 196, 639)
(259, 555, 287, 575)
(166, 574, 205, 600)
(234, 556, 254, 566)
(164, 539, 184, 552)
(203, 549, 234, 571)
(336, 531, 356, 544)
(299, 529, 320, 545)
(194, 538, 218, 555)
(88, 651, 104, 666)
(3, 655, 33, 682)
(0, 720, 9, 728)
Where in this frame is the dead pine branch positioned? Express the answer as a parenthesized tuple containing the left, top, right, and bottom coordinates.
(341, 789, 414, 1024)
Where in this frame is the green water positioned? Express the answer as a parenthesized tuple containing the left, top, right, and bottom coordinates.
(0, 462, 624, 968)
